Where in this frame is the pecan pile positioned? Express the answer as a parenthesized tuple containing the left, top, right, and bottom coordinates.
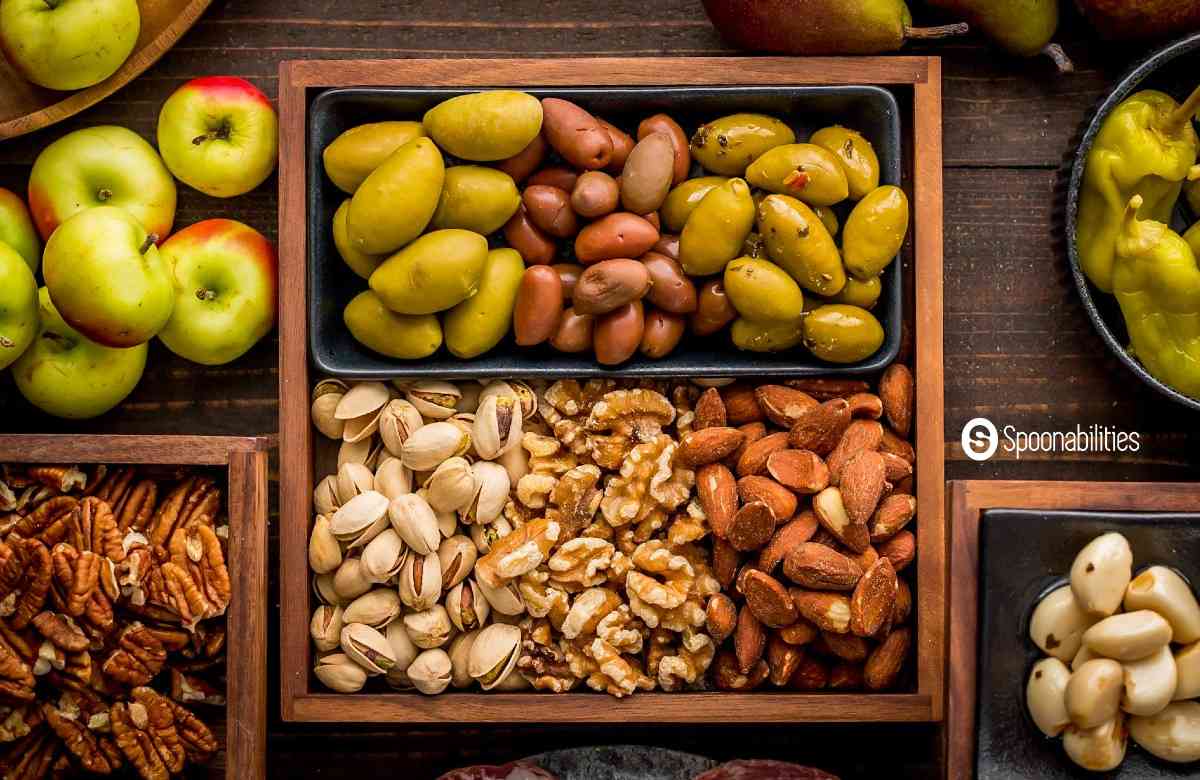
(0, 464, 227, 779)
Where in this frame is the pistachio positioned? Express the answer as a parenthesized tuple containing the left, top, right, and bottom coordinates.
(425, 457, 478, 513)
(467, 623, 521, 690)
(470, 517, 513, 556)
(401, 421, 470, 472)
(438, 535, 477, 590)
(433, 500, 459, 538)
(408, 648, 453, 695)
(340, 622, 397, 675)
(332, 558, 373, 602)
(313, 378, 349, 401)
(344, 588, 403, 628)
(379, 399, 425, 456)
(405, 380, 462, 419)
(330, 490, 390, 549)
(399, 550, 442, 611)
(388, 493, 442, 555)
(497, 442, 530, 485)
(338, 437, 382, 470)
(335, 462, 375, 504)
(308, 515, 342, 574)
(313, 475, 340, 517)
(477, 380, 516, 409)
(1070, 532, 1133, 618)
(509, 380, 538, 419)
(385, 619, 419, 676)
(310, 604, 344, 652)
(448, 630, 481, 689)
(449, 415, 479, 459)
(463, 461, 509, 525)
(446, 579, 491, 632)
(342, 407, 382, 443)
(311, 393, 345, 439)
(374, 457, 413, 501)
(476, 575, 525, 616)
(403, 605, 453, 649)
(335, 381, 390, 420)
(360, 528, 407, 582)
(313, 573, 340, 605)
(473, 394, 523, 460)
(314, 653, 367, 693)
(457, 382, 483, 412)
(493, 669, 532, 691)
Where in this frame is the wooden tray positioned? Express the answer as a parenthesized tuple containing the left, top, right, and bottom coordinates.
(277, 56, 946, 723)
(0, 0, 212, 139)
(945, 480, 1200, 779)
(0, 435, 270, 779)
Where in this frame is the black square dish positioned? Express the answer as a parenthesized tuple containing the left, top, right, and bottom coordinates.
(307, 85, 902, 378)
(976, 509, 1200, 779)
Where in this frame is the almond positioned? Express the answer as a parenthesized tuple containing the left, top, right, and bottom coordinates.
(864, 626, 911, 690)
(767, 634, 805, 686)
(677, 426, 745, 467)
(850, 557, 898, 638)
(694, 387, 727, 430)
(827, 420, 884, 484)
(779, 620, 819, 646)
(880, 427, 915, 464)
(790, 590, 852, 634)
(739, 569, 799, 628)
(821, 630, 870, 662)
(766, 450, 829, 494)
(713, 651, 768, 691)
(850, 544, 880, 573)
(757, 513, 819, 572)
(846, 392, 883, 420)
(736, 431, 790, 477)
(894, 475, 914, 496)
(712, 537, 741, 589)
(737, 475, 797, 523)
(788, 398, 851, 456)
(894, 579, 913, 624)
(734, 604, 766, 673)
(829, 661, 864, 690)
(727, 501, 776, 551)
(881, 452, 913, 482)
(871, 493, 916, 542)
(788, 654, 829, 690)
(754, 385, 819, 428)
(839, 450, 888, 525)
(784, 378, 870, 400)
(812, 486, 870, 553)
(731, 421, 767, 464)
(696, 463, 738, 537)
(878, 364, 914, 438)
(706, 593, 738, 643)
(721, 383, 764, 425)
(783, 542, 863, 591)
(878, 530, 916, 572)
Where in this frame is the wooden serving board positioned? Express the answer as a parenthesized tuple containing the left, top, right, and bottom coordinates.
(0, 0, 212, 139)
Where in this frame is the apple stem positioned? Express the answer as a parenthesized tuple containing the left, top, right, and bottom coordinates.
(196, 288, 217, 302)
(0, 336, 12, 348)
(41, 0, 59, 9)
(139, 235, 158, 254)
(97, 188, 113, 202)
(193, 119, 233, 145)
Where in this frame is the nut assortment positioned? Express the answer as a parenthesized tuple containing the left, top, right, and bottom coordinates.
(1026, 532, 1200, 770)
(0, 463, 228, 779)
(308, 366, 917, 696)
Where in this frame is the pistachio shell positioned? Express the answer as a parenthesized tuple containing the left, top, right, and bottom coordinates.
(467, 623, 521, 690)
(330, 491, 390, 548)
(408, 648, 453, 695)
(314, 652, 367, 693)
(335, 381, 391, 420)
(332, 558, 373, 601)
(463, 461, 510, 525)
(457, 382, 483, 412)
(313, 573, 340, 605)
(403, 605, 453, 649)
(310, 604, 344, 652)
(313, 378, 349, 401)
(388, 493, 442, 555)
(313, 475, 340, 517)
(360, 528, 407, 582)
(399, 550, 442, 611)
(335, 462, 375, 504)
(483, 379, 536, 418)
(446, 579, 490, 632)
(401, 421, 470, 472)
(385, 619, 419, 674)
(405, 380, 461, 419)
(338, 437, 382, 470)
(379, 399, 425, 456)
(374, 457, 413, 501)
(311, 393, 346, 439)
(343, 588, 403, 628)
(473, 394, 523, 460)
(496, 443, 530, 485)
(308, 515, 342, 574)
(438, 535, 478, 590)
(340, 622, 397, 675)
(470, 517, 513, 556)
(448, 630, 480, 689)
(426, 457, 478, 513)
(476, 575, 525, 616)
(341, 408, 382, 443)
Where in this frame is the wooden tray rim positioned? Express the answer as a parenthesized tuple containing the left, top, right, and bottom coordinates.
(277, 55, 945, 724)
(944, 479, 1200, 779)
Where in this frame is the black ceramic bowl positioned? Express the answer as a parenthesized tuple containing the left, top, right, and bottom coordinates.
(1065, 32, 1200, 412)
(307, 86, 902, 379)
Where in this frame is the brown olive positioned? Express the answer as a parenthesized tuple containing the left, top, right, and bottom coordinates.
(640, 308, 686, 358)
(549, 306, 594, 353)
(574, 259, 652, 316)
(599, 118, 635, 172)
(641, 251, 697, 314)
(638, 113, 691, 185)
(691, 279, 737, 336)
(494, 133, 547, 184)
(594, 300, 644, 365)
(574, 212, 660, 264)
(552, 263, 584, 300)
(653, 234, 680, 260)
(570, 171, 620, 219)
(513, 266, 564, 346)
(527, 166, 578, 191)
(522, 185, 578, 238)
(502, 206, 556, 266)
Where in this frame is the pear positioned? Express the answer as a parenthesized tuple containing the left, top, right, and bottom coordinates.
(927, 0, 1072, 71)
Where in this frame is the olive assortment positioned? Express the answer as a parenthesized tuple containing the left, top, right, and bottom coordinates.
(321, 90, 908, 366)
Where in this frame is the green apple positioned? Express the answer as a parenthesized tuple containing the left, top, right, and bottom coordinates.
(0, 0, 139, 91)
(28, 125, 176, 242)
(0, 243, 37, 369)
(157, 76, 279, 198)
(13, 287, 147, 419)
(43, 206, 174, 348)
(158, 219, 277, 365)
(0, 187, 40, 273)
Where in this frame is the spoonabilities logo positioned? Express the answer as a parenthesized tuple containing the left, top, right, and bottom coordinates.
(961, 417, 999, 462)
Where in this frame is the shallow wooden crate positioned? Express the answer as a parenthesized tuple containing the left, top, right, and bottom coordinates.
(0, 435, 269, 779)
(277, 57, 946, 723)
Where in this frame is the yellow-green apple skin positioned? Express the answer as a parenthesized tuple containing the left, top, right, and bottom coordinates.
(158, 219, 277, 365)
(0, 187, 40, 273)
(0, 0, 139, 91)
(28, 125, 176, 242)
(0, 243, 37, 369)
(43, 206, 175, 348)
(157, 76, 279, 198)
(13, 287, 147, 419)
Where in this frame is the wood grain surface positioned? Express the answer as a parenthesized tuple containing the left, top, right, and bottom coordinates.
(0, 0, 1196, 776)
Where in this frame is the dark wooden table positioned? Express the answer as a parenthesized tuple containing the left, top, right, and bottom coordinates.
(1, 1, 1197, 777)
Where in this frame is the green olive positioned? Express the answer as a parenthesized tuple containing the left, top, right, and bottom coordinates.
(430, 166, 520, 235)
(443, 248, 524, 358)
(802, 304, 884, 363)
(813, 204, 840, 237)
(323, 121, 426, 194)
(347, 137, 444, 255)
(690, 113, 795, 176)
(679, 178, 755, 276)
(843, 185, 909, 280)
(723, 256, 805, 322)
(332, 199, 384, 280)
(757, 194, 846, 297)
(1184, 221, 1200, 259)
(745, 143, 849, 206)
(369, 229, 488, 315)
(731, 316, 804, 353)
(344, 290, 442, 359)
(809, 126, 880, 201)
(422, 90, 543, 162)
(824, 274, 882, 309)
(661, 176, 726, 232)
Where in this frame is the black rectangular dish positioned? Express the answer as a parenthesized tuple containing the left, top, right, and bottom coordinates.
(976, 508, 1200, 780)
(306, 85, 903, 378)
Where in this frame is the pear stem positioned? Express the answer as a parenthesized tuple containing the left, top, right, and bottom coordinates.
(0, 336, 12, 348)
(195, 288, 217, 302)
(41, 0, 60, 9)
(1166, 84, 1200, 130)
(138, 235, 157, 254)
(1122, 195, 1144, 237)
(1042, 44, 1074, 74)
(903, 22, 969, 41)
(97, 188, 112, 202)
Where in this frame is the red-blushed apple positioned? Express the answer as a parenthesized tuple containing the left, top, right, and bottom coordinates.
(158, 219, 277, 365)
(157, 76, 279, 198)
(0, 0, 139, 91)
(28, 125, 176, 242)
(13, 287, 147, 419)
(0, 243, 37, 370)
(0, 186, 40, 273)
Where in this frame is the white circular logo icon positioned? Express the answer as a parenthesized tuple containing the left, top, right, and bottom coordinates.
(961, 417, 999, 462)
